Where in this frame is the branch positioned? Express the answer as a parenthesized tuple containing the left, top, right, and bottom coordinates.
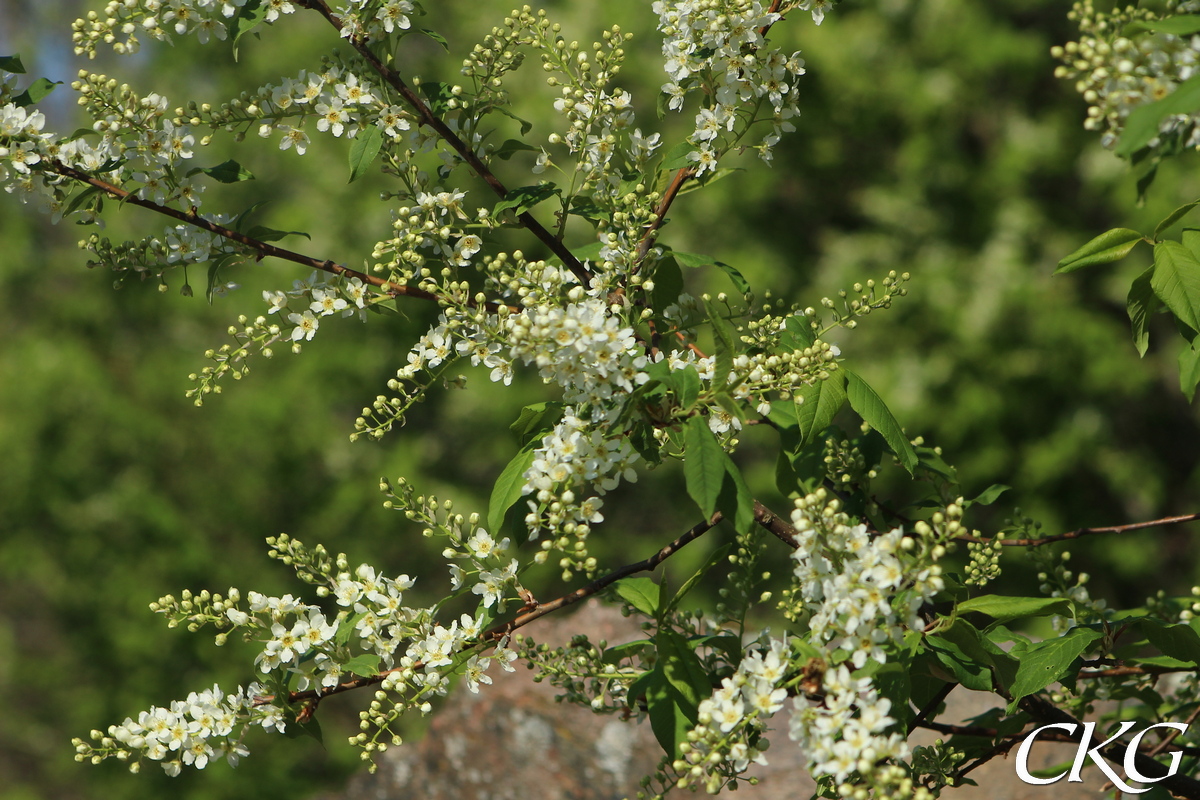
(299, 0, 591, 286)
(908, 681, 956, 735)
(285, 511, 723, 705)
(752, 499, 800, 549)
(634, 166, 694, 268)
(954, 513, 1200, 547)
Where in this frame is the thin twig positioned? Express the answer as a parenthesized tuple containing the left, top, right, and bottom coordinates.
(954, 513, 1200, 547)
(298, 0, 591, 285)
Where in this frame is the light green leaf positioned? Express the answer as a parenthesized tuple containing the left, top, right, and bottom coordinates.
(508, 401, 565, 446)
(1152, 240, 1200, 333)
(1128, 265, 1163, 357)
(229, 0, 269, 61)
(419, 28, 450, 51)
(1007, 628, 1102, 710)
(1117, 73, 1200, 156)
(613, 577, 661, 618)
(844, 369, 918, 474)
(683, 416, 726, 519)
(675, 365, 702, 411)
(795, 372, 847, 446)
(660, 141, 695, 171)
(966, 484, 1009, 507)
(1155, 200, 1200, 238)
(486, 447, 535, 535)
(956, 595, 1072, 625)
(342, 654, 381, 677)
(12, 76, 59, 107)
(781, 314, 816, 350)
(1055, 228, 1145, 274)
(348, 125, 384, 183)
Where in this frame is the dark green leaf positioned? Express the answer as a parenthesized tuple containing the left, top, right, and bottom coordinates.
(63, 186, 103, 219)
(683, 416, 726, 519)
(493, 183, 559, 217)
(722, 459, 755, 534)
(1055, 228, 1145, 274)
(1180, 340, 1200, 402)
(494, 106, 533, 136)
(1140, 619, 1200, 664)
(704, 297, 736, 389)
(650, 256, 684, 313)
(613, 577, 661, 618)
(795, 372, 847, 446)
(1128, 265, 1163, 357)
(781, 314, 816, 350)
(281, 717, 324, 745)
(419, 28, 450, 51)
(966, 484, 1009, 507)
(844, 369, 918, 474)
(492, 138, 538, 160)
(192, 160, 255, 183)
(509, 401, 565, 446)
(1156, 200, 1200, 238)
(1117, 73, 1200, 156)
(1007, 628, 1102, 711)
(205, 254, 240, 304)
(657, 629, 712, 708)
(486, 447, 535, 535)
(0, 54, 26, 74)
(342, 654, 381, 677)
(675, 365, 702, 411)
(12, 77, 60, 108)
(956, 595, 1072, 625)
(675, 251, 752, 295)
(643, 669, 693, 759)
(1152, 240, 1200, 333)
(348, 125, 384, 183)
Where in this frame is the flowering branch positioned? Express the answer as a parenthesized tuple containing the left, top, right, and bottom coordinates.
(296, 0, 591, 285)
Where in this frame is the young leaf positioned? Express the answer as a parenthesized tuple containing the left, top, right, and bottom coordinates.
(244, 225, 311, 243)
(844, 369, 918, 474)
(683, 416, 726, 519)
(643, 669, 693, 759)
(1128, 265, 1163, 357)
(348, 125, 384, 183)
(1155, 200, 1200, 239)
(342, 654, 382, 677)
(675, 365, 702, 412)
(1152, 240, 1200, 334)
(494, 106, 533, 136)
(966, 483, 1009, 507)
(781, 314, 816, 350)
(650, 256, 684, 314)
(660, 141, 695, 171)
(486, 447, 536, 535)
(229, 0, 269, 61)
(1055, 228, 1145, 274)
(419, 28, 450, 51)
(493, 183, 559, 217)
(509, 401, 565, 446)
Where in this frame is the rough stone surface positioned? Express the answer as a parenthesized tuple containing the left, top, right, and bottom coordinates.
(325, 602, 1112, 800)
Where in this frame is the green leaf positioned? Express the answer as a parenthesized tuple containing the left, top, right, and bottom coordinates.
(342, 654, 381, 677)
(1124, 15, 1200, 37)
(509, 401, 565, 446)
(1007, 628, 1102, 711)
(12, 77, 61, 108)
(244, 225, 311, 244)
(664, 544, 731, 616)
(1180, 340, 1200, 402)
(660, 141, 695, 171)
(643, 669, 693, 759)
(486, 447, 535, 535)
(966, 484, 1009, 507)
(1117, 73, 1200, 156)
(1152, 240, 1200, 333)
(493, 183, 559, 217)
(1128, 265, 1164, 357)
(722, 459, 755, 534)
(657, 629, 712, 708)
(674, 251, 752, 295)
(348, 125, 384, 183)
(494, 106, 533, 136)
(1156, 200, 1200, 238)
(229, 0, 269, 61)
(419, 28, 450, 51)
(63, 186, 103, 219)
(1055, 228, 1145, 274)
(683, 416, 726, 519)
(795, 372, 847, 446)
(844, 369, 918, 474)
(205, 254, 240, 304)
(613, 577, 661, 618)
(0, 54, 26, 74)
(675, 365, 702, 412)
(781, 314, 816, 350)
(281, 717, 324, 745)
(1140, 619, 1200, 664)
(492, 138, 538, 160)
(956, 595, 1073, 625)
(650, 257, 684, 314)
(704, 297, 737, 389)
(191, 160, 255, 183)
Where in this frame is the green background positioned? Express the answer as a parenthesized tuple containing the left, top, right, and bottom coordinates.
(2, 1, 1200, 798)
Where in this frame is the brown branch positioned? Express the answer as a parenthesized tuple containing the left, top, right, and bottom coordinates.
(752, 499, 800, 549)
(1077, 664, 1190, 679)
(285, 511, 723, 705)
(634, 166, 694, 268)
(298, 0, 591, 286)
(954, 513, 1200, 547)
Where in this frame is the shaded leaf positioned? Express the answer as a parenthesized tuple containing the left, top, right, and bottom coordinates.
(1124, 15, 1200, 36)
(493, 183, 559, 217)
(664, 544, 731, 616)
(419, 28, 450, 51)
(1128, 265, 1163, 357)
(493, 138, 538, 160)
(966, 484, 1009, 507)
(614, 577, 661, 618)
(1140, 619, 1200, 664)
(509, 401, 565, 446)
(244, 225, 311, 244)
(192, 160, 255, 183)
(683, 416, 726, 519)
(675, 251, 751, 294)
(1180, 341, 1200, 402)
(0, 54, 26, 74)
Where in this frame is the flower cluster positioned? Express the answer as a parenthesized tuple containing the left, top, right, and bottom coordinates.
(653, 0, 817, 171)
(71, 0, 291, 57)
(1054, 0, 1200, 150)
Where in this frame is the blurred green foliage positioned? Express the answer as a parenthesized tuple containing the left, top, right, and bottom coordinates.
(2, 0, 1200, 798)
